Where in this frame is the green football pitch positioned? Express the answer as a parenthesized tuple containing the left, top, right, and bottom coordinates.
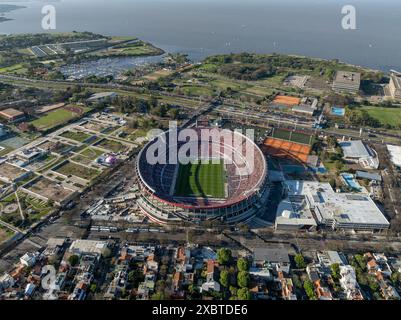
(272, 128, 315, 145)
(174, 160, 226, 199)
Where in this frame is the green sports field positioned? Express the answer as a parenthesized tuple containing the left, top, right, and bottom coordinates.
(174, 160, 226, 199)
(272, 128, 315, 145)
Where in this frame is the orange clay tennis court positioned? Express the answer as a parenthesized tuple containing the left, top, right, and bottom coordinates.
(262, 138, 311, 163)
(272, 95, 301, 106)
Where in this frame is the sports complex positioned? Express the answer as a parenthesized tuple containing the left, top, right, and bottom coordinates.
(136, 127, 270, 224)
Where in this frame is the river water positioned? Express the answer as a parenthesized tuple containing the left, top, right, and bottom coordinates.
(1, 0, 401, 71)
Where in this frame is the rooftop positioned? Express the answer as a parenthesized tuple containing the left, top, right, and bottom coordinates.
(87, 92, 117, 101)
(0, 162, 29, 181)
(69, 240, 108, 255)
(390, 73, 401, 90)
(387, 144, 401, 167)
(275, 197, 317, 227)
(15, 148, 45, 160)
(292, 105, 316, 115)
(334, 71, 361, 86)
(339, 140, 372, 159)
(284, 180, 389, 228)
(0, 108, 24, 119)
(356, 171, 382, 182)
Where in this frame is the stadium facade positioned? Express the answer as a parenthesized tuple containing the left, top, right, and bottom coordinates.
(136, 127, 270, 224)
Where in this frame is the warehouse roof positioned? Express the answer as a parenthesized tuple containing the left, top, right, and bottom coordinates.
(339, 140, 372, 159)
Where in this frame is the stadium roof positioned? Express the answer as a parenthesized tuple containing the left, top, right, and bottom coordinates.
(137, 127, 267, 210)
(339, 140, 372, 159)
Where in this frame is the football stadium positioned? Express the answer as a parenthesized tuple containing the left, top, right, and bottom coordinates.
(136, 127, 270, 224)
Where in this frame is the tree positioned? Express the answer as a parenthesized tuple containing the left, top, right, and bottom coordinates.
(217, 248, 232, 266)
(220, 270, 230, 288)
(90, 283, 97, 293)
(292, 274, 303, 289)
(68, 255, 79, 267)
(327, 136, 338, 148)
(151, 292, 169, 300)
(354, 254, 367, 271)
(303, 280, 317, 300)
(101, 247, 112, 258)
(128, 269, 144, 287)
(229, 286, 238, 297)
(391, 271, 401, 285)
(294, 254, 306, 269)
(237, 271, 250, 288)
(149, 96, 159, 108)
(167, 108, 179, 120)
(237, 288, 251, 300)
(331, 263, 341, 280)
(237, 258, 249, 272)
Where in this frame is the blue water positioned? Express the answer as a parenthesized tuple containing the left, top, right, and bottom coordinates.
(1, 0, 401, 71)
(331, 107, 346, 117)
(341, 173, 363, 191)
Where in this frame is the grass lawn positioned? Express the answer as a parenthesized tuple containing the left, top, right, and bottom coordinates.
(272, 129, 315, 145)
(0, 226, 14, 243)
(174, 160, 226, 198)
(361, 106, 401, 127)
(55, 161, 100, 181)
(94, 41, 161, 57)
(209, 79, 246, 91)
(31, 108, 84, 131)
(80, 147, 104, 160)
(127, 129, 148, 141)
(95, 139, 128, 153)
(179, 85, 215, 97)
(0, 192, 53, 229)
(71, 154, 93, 166)
(143, 69, 173, 81)
(0, 63, 28, 75)
(244, 86, 274, 96)
(60, 131, 92, 142)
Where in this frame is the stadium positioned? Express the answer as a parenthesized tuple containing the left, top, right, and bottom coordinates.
(136, 127, 270, 225)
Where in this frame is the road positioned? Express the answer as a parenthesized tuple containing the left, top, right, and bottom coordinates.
(2, 72, 401, 144)
(214, 104, 401, 145)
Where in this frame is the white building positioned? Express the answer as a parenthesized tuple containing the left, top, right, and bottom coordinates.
(386, 144, 401, 168)
(339, 140, 379, 169)
(24, 283, 36, 297)
(69, 240, 108, 256)
(275, 197, 317, 231)
(87, 92, 117, 103)
(282, 181, 389, 231)
(201, 280, 221, 293)
(388, 72, 401, 100)
(20, 252, 37, 267)
(339, 265, 364, 300)
(332, 71, 361, 94)
(317, 251, 347, 268)
(0, 273, 15, 290)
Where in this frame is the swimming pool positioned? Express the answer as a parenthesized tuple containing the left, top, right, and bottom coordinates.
(331, 107, 345, 117)
(341, 173, 363, 192)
